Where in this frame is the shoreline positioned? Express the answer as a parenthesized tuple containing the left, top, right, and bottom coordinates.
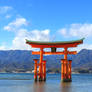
(0, 72, 92, 74)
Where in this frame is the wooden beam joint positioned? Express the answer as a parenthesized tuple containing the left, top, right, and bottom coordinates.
(32, 51, 77, 55)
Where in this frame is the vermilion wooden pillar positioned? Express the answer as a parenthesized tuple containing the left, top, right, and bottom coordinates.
(61, 47, 72, 82)
(38, 48, 43, 81)
(34, 59, 38, 81)
(61, 59, 64, 79)
(68, 60, 72, 80)
(43, 60, 46, 81)
(61, 59, 72, 82)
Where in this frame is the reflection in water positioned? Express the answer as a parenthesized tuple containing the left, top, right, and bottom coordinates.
(33, 81, 72, 92)
(33, 82, 46, 92)
(0, 74, 91, 92)
(60, 82, 72, 92)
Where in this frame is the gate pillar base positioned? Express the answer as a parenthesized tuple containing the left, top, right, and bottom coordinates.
(43, 78, 46, 81)
(62, 78, 72, 82)
(34, 78, 37, 82)
(38, 77, 43, 81)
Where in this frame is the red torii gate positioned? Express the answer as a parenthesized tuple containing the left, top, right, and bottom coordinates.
(26, 38, 84, 82)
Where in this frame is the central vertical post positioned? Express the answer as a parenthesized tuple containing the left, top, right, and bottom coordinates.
(64, 47, 68, 75)
(62, 47, 68, 82)
(64, 47, 68, 81)
(39, 48, 43, 81)
(64, 47, 67, 60)
(61, 47, 72, 82)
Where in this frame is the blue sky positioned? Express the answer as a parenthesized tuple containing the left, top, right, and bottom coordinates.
(0, 0, 92, 51)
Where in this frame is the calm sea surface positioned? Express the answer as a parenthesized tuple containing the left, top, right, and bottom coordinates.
(0, 73, 91, 92)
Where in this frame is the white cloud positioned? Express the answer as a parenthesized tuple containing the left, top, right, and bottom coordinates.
(11, 29, 30, 50)
(4, 16, 51, 50)
(29, 29, 50, 41)
(4, 17, 92, 51)
(0, 6, 12, 14)
(0, 5, 51, 50)
(78, 44, 92, 51)
(58, 23, 92, 52)
(4, 17, 28, 32)
(59, 23, 92, 38)
(1, 28, 50, 50)
(68, 44, 92, 52)
(11, 29, 50, 50)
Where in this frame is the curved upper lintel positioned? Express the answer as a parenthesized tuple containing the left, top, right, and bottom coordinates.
(26, 38, 84, 48)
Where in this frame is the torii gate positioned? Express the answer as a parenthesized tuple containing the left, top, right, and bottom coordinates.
(26, 38, 84, 82)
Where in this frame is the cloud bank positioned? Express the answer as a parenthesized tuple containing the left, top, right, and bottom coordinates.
(59, 23, 92, 51)
(1, 6, 92, 51)
(4, 17, 50, 50)
(59, 23, 92, 38)
(4, 17, 28, 32)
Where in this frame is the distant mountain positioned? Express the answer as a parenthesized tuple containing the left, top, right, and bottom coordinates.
(0, 50, 34, 72)
(72, 49, 92, 68)
(0, 49, 92, 72)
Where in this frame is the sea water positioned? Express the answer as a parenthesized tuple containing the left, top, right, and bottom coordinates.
(0, 73, 91, 92)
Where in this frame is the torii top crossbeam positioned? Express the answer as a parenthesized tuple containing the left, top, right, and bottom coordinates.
(26, 38, 84, 55)
(26, 38, 84, 48)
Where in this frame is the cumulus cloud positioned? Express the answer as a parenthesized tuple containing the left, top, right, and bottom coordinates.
(11, 29, 50, 50)
(59, 23, 92, 38)
(4, 17, 50, 50)
(79, 44, 92, 51)
(68, 44, 92, 52)
(4, 16, 92, 51)
(0, 6, 12, 14)
(58, 23, 92, 51)
(11, 29, 28, 50)
(4, 17, 28, 32)
(29, 29, 50, 41)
